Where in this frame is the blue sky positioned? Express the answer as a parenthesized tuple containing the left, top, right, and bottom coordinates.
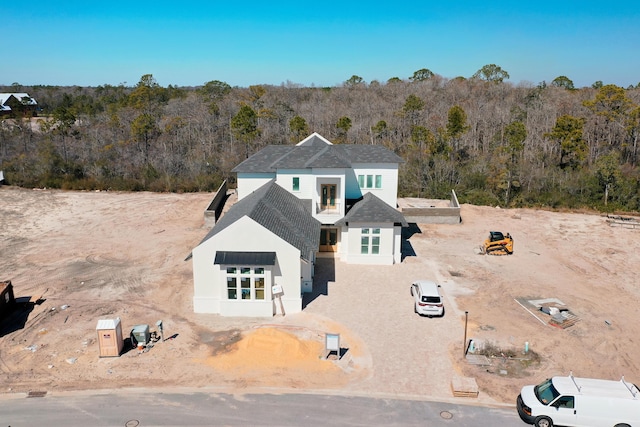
(3, 1, 639, 88)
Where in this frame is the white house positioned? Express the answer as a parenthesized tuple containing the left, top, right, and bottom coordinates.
(233, 133, 407, 262)
(192, 181, 320, 316)
(192, 133, 407, 316)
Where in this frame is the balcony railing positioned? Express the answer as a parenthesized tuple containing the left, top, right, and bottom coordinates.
(316, 201, 341, 214)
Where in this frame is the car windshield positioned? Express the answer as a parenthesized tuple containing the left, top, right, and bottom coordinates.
(423, 296, 441, 304)
(534, 379, 559, 405)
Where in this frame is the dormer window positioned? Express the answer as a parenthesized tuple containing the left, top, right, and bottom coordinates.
(292, 177, 300, 191)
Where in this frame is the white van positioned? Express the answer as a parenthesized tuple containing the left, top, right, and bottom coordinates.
(517, 373, 639, 427)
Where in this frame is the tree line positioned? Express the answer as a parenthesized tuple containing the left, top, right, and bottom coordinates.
(1, 65, 639, 212)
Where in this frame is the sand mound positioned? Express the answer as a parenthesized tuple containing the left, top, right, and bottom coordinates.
(203, 327, 339, 374)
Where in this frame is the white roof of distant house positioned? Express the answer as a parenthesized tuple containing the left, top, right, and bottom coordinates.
(0, 93, 38, 106)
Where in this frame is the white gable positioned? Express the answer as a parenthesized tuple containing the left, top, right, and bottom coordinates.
(192, 216, 306, 316)
(296, 132, 333, 146)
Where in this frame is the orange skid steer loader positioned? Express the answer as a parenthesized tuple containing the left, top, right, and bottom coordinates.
(479, 231, 514, 255)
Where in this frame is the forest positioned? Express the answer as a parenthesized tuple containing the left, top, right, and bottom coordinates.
(1, 65, 639, 212)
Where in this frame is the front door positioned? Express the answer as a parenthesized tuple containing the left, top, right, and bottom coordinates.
(550, 396, 577, 426)
(319, 228, 338, 252)
(321, 184, 337, 211)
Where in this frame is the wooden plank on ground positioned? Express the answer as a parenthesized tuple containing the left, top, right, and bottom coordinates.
(451, 376, 479, 398)
(465, 354, 491, 366)
(549, 311, 580, 329)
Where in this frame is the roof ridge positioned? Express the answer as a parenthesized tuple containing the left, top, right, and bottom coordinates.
(336, 192, 407, 227)
(248, 182, 320, 260)
(303, 145, 330, 168)
(327, 144, 352, 165)
(267, 146, 297, 170)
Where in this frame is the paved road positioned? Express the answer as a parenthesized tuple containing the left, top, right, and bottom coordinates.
(1, 389, 519, 426)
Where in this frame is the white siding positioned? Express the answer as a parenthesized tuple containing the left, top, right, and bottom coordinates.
(393, 225, 402, 264)
(236, 173, 275, 200)
(338, 222, 401, 265)
(192, 216, 304, 316)
(300, 257, 314, 293)
(277, 168, 348, 224)
(275, 169, 313, 199)
(349, 164, 399, 207)
(310, 168, 346, 223)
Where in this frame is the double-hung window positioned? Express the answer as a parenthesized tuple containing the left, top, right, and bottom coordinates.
(226, 268, 238, 299)
(240, 268, 251, 299)
(254, 268, 265, 299)
(360, 228, 381, 254)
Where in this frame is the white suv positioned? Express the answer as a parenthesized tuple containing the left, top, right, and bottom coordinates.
(411, 280, 444, 317)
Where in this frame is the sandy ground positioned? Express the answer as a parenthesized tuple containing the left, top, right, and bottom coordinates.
(1, 186, 639, 405)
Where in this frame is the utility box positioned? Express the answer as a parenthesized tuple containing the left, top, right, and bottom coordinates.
(130, 324, 150, 346)
(96, 318, 124, 357)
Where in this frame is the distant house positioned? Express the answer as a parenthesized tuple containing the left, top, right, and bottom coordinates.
(0, 93, 38, 116)
(192, 133, 407, 316)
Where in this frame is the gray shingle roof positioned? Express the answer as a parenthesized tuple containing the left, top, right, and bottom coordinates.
(231, 146, 291, 174)
(335, 192, 408, 227)
(272, 146, 352, 169)
(232, 134, 404, 174)
(199, 181, 321, 262)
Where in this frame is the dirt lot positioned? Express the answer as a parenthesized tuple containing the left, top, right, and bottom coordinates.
(1, 186, 639, 404)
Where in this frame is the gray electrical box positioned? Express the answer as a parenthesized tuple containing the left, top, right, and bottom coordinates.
(130, 324, 150, 346)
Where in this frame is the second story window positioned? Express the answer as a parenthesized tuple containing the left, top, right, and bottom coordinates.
(292, 177, 300, 191)
(358, 174, 382, 189)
